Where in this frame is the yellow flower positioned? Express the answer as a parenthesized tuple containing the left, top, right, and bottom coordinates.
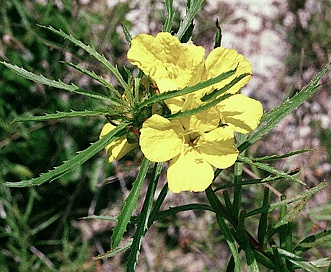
(127, 32, 253, 113)
(99, 123, 136, 162)
(128, 32, 264, 192)
(140, 112, 239, 193)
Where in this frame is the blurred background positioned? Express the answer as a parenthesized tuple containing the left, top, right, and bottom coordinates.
(0, 0, 330, 271)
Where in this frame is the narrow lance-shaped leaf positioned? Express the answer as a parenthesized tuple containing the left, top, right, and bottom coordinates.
(80, 215, 117, 221)
(5, 122, 128, 187)
(214, 19, 222, 48)
(239, 65, 329, 152)
(13, 110, 113, 122)
(205, 187, 241, 271)
(245, 182, 328, 218)
(162, 0, 175, 32)
(213, 170, 300, 191)
(175, 0, 204, 41)
(41, 25, 129, 90)
(126, 162, 163, 271)
(294, 229, 331, 254)
(237, 154, 307, 186)
(253, 148, 313, 162)
(201, 73, 250, 102)
(166, 73, 250, 120)
(137, 67, 238, 109)
(150, 204, 214, 222)
(258, 187, 269, 249)
(93, 240, 133, 260)
(267, 197, 310, 239)
(1, 61, 118, 104)
(168, 93, 232, 120)
(148, 183, 169, 227)
(121, 23, 132, 46)
(237, 211, 259, 272)
(111, 157, 151, 249)
(277, 248, 323, 272)
(64, 61, 122, 98)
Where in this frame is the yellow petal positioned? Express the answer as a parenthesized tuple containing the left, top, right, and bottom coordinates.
(180, 95, 220, 132)
(217, 94, 263, 133)
(167, 148, 214, 193)
(140, 114, 183, 162)
(205, 47, 252, 94)
(127, 32, 206, 93)
(99, 123, 136, 162)
(198, 126, 238, 169)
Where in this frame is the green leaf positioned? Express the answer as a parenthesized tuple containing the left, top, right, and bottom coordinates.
(121, 23, 132, 46)
(148, 183, 169, 227)
(175, 0, 204, 41)
(309, 258, 331, 269)
(277, 248, 324, 272)
(41, 25, 129, 90)
(205, 186, 241, 271)
(253, 148, 313, 162)
(64, 61, 122, 98)
(214, 19, 222, 48)
(162, 0, 175, 32)
(233, 136, 246, 218)
(80, 215, 117, 221)
(1, 61, 117, 103)
(126, 162, 163, 271)
(272, 246, 292, 272)
(5, 122, 128, 187)
(111, 157, 151, 249)
(93, 239, 132, 260)
(267, 197, 309, 239)
(237, 211, 259, 272)
(168, 93, 232, 120)
(258, 187, 269, 249)
(201, 73, 250, 102)
(237, 154, 306, 186)
(294, 229, 331, 254)
(165, 74, 250, 121)
(13, 110, 113, 122)
(245, 182, 328, 218)
(238, 65, 329, 152)
(253, 250, 277, 270)
(151, 203, 214, 222)
(137, 67, 238, 109)
(213, 170, 299, 191)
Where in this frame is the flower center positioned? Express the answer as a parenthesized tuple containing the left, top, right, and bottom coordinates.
(184, 131, 200, 147)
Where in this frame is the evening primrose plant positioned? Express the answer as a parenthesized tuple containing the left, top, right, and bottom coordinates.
(2, 0, 330, 271)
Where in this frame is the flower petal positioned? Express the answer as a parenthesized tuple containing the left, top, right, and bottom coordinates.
(100, 123, 136, 162)
(217, 94, 263, 133)
(140, 114, 183, 162)
(198, 126, 238, 169)
(167, 148, 214, 193)
(180, 95, 220, 132)
(205, 47, 252, 94)
(127, 32, 206, 93)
